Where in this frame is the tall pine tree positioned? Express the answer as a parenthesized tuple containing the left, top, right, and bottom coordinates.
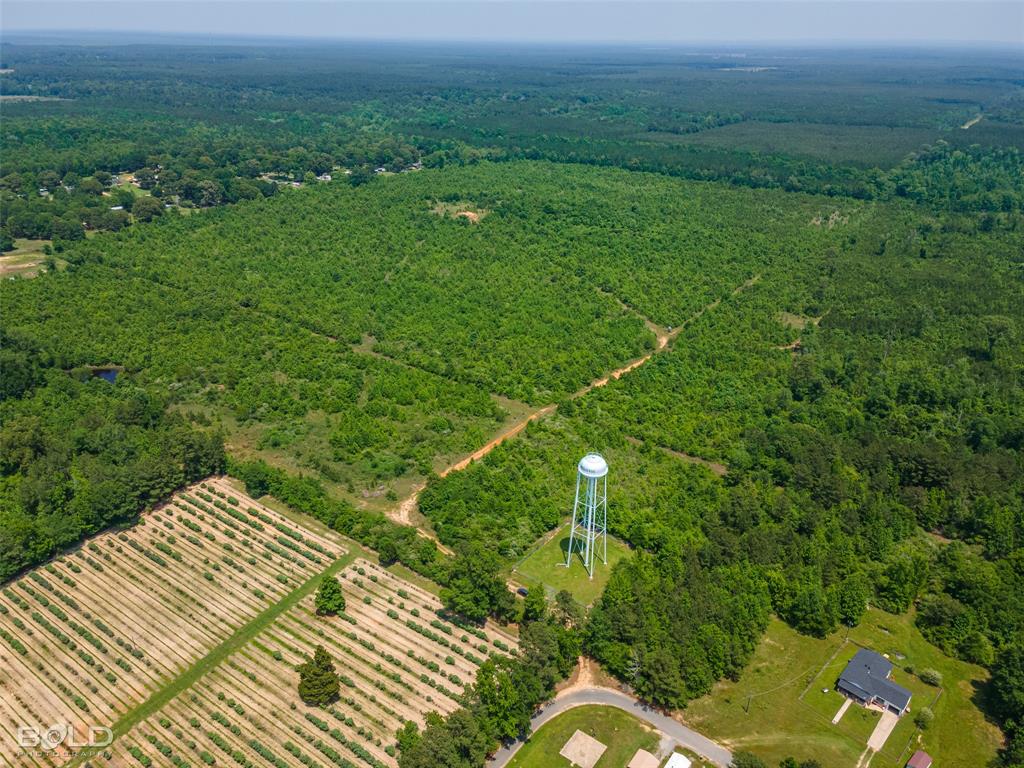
(297, 645, 339, 706)
(315, 576, 346, 616)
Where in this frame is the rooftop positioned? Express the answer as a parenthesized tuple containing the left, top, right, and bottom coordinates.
(838, 648, 912, 712)
(665, 754, 693, 768)
(627, 748, 659, 768)
(578, 452, 608, 478)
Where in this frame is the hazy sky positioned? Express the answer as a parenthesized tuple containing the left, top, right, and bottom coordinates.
(3, 1, 1022, 45)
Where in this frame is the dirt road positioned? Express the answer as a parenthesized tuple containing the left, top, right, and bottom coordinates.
(385, 276, 759, 531)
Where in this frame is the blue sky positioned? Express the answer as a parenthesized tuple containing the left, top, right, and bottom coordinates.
(3, 1, 1022, 45)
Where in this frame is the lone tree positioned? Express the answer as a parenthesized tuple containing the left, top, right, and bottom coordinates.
(315, 576, 346, 616)
(297, 645, 339, 706)
(132, 195, 164, 223)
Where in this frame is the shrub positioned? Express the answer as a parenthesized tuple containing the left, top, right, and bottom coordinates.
(914, 707, 934, 729)
(919, 668, 943, 686)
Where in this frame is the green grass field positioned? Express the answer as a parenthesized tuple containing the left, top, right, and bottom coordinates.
(507, 705, 659, 768)
(113, 181, 150, 198)
(513, 523, 633, 606)
(0, 238, 57, 278)
(682, 609, 1001, 768)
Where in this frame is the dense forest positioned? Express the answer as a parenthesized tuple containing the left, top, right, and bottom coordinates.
(2, 39, 1023, 767)
(2, 43, 1023, 246)
(419, 189, 1023, 712)
(0, 330, 225, 578)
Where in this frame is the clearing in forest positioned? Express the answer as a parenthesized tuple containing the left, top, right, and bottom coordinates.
(0, 239, 57, 279)
(682, 610, 1000, 768)
(430, 200, 489, 222)
(513, 524, 633, 607)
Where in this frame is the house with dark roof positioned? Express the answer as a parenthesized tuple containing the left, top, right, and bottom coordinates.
(836, 648, 912, 715)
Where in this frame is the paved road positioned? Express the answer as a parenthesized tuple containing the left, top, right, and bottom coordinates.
(487, 687, 733, 768)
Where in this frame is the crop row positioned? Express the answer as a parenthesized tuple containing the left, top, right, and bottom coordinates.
(103, 559, 517, 768)
(0, 478, 348, 767)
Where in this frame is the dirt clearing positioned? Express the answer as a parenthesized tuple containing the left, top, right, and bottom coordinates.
(430, 200, 489, 222)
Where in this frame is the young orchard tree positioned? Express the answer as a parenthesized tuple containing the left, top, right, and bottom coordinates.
(315, 576, 346, 616)
(297, 644, 340, 706)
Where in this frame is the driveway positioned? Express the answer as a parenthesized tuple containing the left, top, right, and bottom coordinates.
(487, 686, 733, 768)
(867, 710, 900, 752)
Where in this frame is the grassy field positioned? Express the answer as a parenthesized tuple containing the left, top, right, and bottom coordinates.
(0, 238, 56, 278)
(513, 523, 633, 606)
(112, 181, 150, 198)
(507, 705, 659, 768)
(682, 610, 1001, 768)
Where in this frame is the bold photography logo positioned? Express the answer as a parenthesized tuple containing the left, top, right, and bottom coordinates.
(16, 722, 112, 753)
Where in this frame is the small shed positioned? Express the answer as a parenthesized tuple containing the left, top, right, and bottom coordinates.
(626, 748, 659, 768)
(665, 754, 693, 768)
(906, 751, 933, 768)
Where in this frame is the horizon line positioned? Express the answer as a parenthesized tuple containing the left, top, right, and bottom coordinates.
(2, 29, 1022, 49)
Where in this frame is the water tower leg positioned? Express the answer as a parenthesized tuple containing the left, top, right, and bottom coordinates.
(565, 473, 581, 568)
(602, 474, 608, 565)
(585, 476, 595, 579)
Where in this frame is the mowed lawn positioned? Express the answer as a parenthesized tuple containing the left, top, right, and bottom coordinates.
(513, 523, 633, 606)
(682, 609, 1001, 768)
(508, 705, 659, 768)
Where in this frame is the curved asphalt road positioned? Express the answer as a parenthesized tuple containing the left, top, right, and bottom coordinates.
(487, 687, 733, 768)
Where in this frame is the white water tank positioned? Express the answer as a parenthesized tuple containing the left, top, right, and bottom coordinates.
(578, 452, 609, 479)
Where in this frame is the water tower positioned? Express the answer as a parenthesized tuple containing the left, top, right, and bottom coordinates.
(564, 453, 608, 579)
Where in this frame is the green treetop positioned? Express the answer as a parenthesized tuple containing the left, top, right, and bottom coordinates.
(315, 576, 346, 616)
(297, 645, 340, 707)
